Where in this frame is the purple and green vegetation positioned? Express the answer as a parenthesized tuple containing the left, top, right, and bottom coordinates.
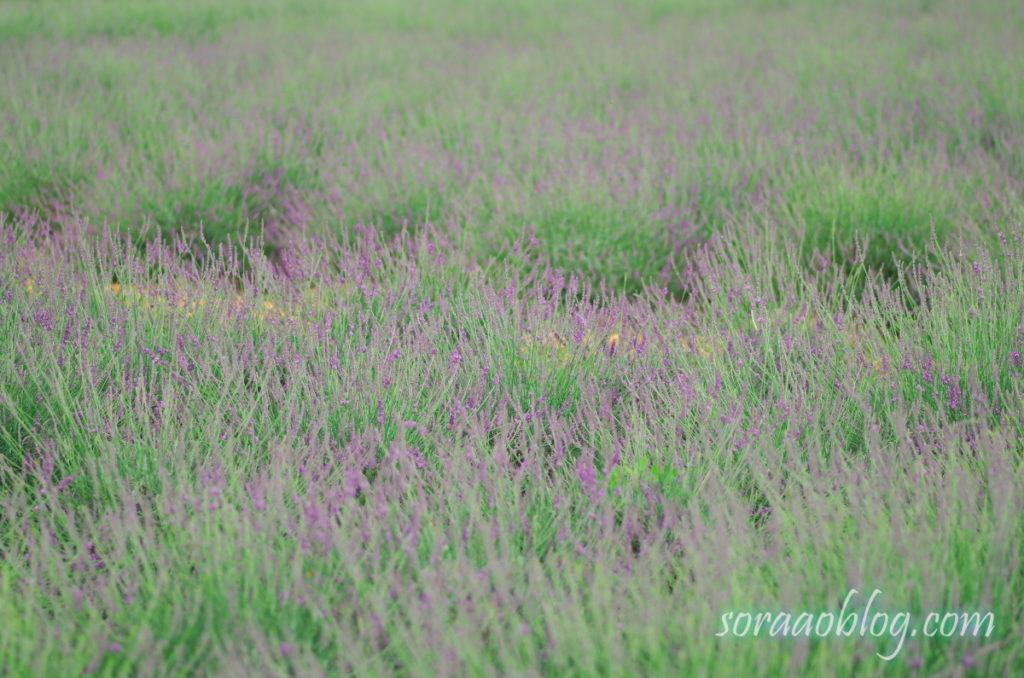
(1, 0, 1023, 675)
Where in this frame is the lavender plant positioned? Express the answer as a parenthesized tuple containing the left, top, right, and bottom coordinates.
(1, 1, 1023, 676)
(3, 0, 1022, 296)
(1, 213, 1021, 676)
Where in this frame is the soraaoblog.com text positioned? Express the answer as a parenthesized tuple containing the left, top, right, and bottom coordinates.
(715, 588, 995, 661)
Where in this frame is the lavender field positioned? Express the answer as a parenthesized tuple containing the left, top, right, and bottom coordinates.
(2, 0, 1023, 676)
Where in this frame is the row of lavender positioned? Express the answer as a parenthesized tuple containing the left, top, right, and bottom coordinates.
(1, 214, 1021, 675)
(4, 0, 1022, 298)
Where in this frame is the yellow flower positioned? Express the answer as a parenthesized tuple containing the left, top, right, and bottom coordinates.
(680, 335, 720, 359)
(607, 332, 620, 351)
(109, 282, 121, 295)
(24, 278, 35, 294)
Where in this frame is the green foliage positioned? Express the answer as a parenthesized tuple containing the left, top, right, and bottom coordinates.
(2, 0, 1024, 675)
